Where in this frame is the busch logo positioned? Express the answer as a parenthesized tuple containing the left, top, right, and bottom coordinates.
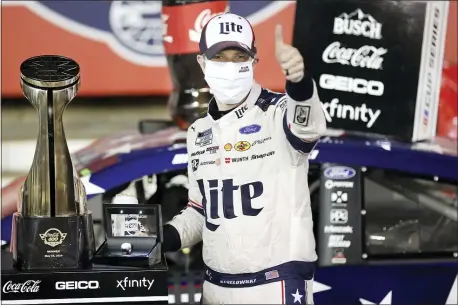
(333, 9, 382, 40)
(2, 280, 41, 294)
(198, 179, 264, 231)
(322, 42, 387, 70)
(189, 9, 228, 42)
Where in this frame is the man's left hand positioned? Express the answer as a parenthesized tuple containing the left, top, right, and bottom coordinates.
(274, 24, 304, 83)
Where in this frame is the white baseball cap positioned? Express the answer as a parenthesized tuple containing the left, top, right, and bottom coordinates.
(199, 13, 257, 59)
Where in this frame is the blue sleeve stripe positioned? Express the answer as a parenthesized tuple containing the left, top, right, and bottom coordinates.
(282, 113, 318, 154)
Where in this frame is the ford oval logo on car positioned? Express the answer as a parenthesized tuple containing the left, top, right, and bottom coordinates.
(239, 124, 261, 135)
(324, 166, 356, 179)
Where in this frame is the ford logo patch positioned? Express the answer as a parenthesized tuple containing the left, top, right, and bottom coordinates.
(239, 124, 261, 134)
(324, 166, 356, 179)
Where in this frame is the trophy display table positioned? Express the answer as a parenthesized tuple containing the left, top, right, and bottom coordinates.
(1, 252, 169, 305)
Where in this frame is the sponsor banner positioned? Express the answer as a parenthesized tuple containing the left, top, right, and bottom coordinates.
(293, 0, 449, 141)
(2, 0, 455, 99)
(1, 0, 295, 97)
(1, 269, 168, 303)
(318, 163, 363, 266)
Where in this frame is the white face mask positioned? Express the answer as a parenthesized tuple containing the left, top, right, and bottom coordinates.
(204, 59, 254, 105)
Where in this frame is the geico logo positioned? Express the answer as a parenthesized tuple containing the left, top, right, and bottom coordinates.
(55, 281, 100, 290)
(322, 98, 381, 128)
(319, 74, 384, 96)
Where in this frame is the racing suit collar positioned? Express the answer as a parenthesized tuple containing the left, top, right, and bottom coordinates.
(207, 82, 262, 127)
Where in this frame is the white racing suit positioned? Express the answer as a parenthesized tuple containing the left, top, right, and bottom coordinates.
(168, 76, 326, 304)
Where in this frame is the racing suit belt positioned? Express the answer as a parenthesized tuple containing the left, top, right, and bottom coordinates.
(204, 261, 315, 288)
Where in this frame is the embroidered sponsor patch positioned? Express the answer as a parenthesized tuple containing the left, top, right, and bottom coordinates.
(239, 124, 261, 134)
(195, 128, 213, 147)
(293, 105, 311, 126)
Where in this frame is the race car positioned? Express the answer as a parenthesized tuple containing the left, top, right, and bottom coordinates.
(1, 120, 457, 304)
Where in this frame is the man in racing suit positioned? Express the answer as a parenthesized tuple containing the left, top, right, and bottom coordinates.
(163, 13, 326, 304)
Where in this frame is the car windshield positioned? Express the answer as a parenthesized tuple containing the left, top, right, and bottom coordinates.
(364, 170, 458, 257)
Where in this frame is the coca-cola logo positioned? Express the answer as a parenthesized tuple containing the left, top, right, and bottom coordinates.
(322, 41, 387, 70)
(189, 8, 229, 43)
(2, 280, 41, 294)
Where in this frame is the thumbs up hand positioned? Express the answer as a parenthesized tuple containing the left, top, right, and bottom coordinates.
(275, 24, 304, 83)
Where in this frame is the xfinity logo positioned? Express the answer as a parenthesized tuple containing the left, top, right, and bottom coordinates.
(116, 277, 154, 291)
(333, 9, 382, 40)
(55, 281, 99, 290)
(322, 99, 381, 128)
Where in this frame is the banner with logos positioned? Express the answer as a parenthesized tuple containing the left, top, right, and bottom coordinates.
(1, 0, 457, 98)
(318, 163, 363, 267)
(293, 0, 449, 141)
(1, 267, 168, 305)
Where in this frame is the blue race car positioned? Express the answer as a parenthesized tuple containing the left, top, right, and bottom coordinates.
(2, 120, 457, 304)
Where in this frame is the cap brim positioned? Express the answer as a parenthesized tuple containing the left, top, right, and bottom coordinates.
(204, 41, 256, 59)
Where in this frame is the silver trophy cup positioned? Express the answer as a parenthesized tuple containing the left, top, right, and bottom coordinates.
(11, 55, 95, 270)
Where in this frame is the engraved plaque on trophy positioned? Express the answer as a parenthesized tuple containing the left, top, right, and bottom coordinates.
(11, 55, 95, 270)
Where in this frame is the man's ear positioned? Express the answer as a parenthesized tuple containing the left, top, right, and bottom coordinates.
(252, 56, 259, 69)
(197, 55, 205, 73)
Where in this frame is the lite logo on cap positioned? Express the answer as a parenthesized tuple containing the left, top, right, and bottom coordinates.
(219, 22, 243, 35)
(199, 13, 257, 59)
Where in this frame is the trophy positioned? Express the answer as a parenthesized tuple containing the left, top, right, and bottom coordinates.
(11, 55, 95, 270)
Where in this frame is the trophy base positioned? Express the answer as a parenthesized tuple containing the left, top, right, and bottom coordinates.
(12, 213, 95, 271)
